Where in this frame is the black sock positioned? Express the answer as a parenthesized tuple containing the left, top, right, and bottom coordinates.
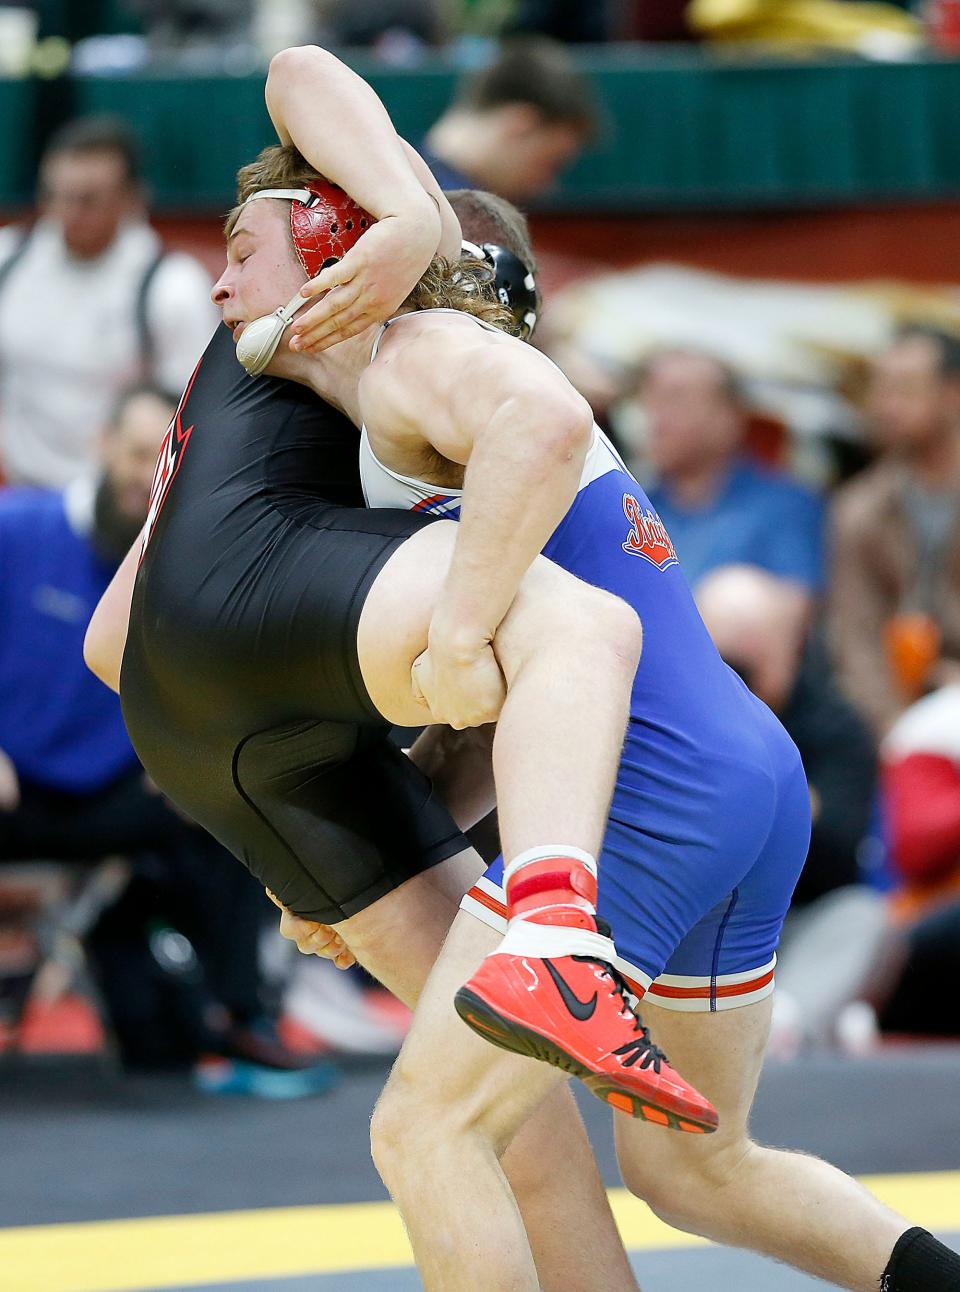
(881, 1227, 960, 1290)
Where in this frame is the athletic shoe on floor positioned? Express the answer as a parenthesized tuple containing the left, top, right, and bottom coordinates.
(194, 1055, 338, 1099)
(456, 950, 718, 1133)
(284, 957, 409, 1055)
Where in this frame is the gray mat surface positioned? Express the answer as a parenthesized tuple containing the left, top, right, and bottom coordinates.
(2, 1048, 960, 1227)
(144, 1234, 960, 1292)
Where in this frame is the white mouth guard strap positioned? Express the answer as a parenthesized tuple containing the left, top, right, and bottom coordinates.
(276, 288, 310, 323)
(235, 288, 309, 376)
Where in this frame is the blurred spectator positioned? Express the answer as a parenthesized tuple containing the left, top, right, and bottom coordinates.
(878, 896, 960, 1038)
(0, 115, 217, 488)
(0, 385, 287, 1070)
(419, 37, 596, 200)
(621, 0, 695, 41)
(829, 326, 960, 739)
(877, 684, 960, 1036)
(696, 565, 877, 905)
(687, 0, 919, 54)
(322, 0, 448, 52)
(506, 0, 614, 42)
(640, 349, 826, 604)
(881, 683, 960, 908)
(128, 0, 253, 46)
(696, 564, 888, 1051)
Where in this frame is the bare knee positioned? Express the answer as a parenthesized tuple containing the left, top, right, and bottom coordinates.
(501, 575, 642, 685)
(369, 1074, 419, 1185)
(584, 588, 643, 676)
(557, 583, 641, 669)
(621, 1136, 756, 1232)
(371, 1065, 487, 1188)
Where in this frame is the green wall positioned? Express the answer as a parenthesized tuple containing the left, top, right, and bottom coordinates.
(4, 50, 960, 212)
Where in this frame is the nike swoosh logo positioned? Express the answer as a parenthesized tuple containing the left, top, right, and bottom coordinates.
(544, 959, 598, 1020)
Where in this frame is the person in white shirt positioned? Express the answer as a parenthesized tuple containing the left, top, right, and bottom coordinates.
(0, 115, 218, 488)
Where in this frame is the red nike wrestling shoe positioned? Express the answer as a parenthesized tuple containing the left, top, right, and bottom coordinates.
(455, 950, 718, 1134)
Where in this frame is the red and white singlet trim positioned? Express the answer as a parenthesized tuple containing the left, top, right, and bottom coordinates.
(460, 876, 777, 1013)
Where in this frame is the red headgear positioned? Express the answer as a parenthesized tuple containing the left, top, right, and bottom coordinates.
(233, 180, 376, 376)
(241, 179, 376, 279)
(289, 180, 375, 277)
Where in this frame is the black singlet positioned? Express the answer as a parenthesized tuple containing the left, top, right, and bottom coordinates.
(120, 324, 467, 922)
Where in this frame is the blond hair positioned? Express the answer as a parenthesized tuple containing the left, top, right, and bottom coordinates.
(226, 144, 518, 333)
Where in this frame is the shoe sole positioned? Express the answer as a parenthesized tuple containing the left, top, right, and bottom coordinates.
(455, 986, 717, 1134)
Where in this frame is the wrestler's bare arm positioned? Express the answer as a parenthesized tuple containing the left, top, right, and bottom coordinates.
(407, 724, 497, 832)
(361, 315, 593, 647)
(264, 46, 461, 351)
(84, 531, 142, 693)
(266, 46, 450, 239)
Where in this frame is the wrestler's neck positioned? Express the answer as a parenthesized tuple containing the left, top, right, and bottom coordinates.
(267, 325, 378, 426)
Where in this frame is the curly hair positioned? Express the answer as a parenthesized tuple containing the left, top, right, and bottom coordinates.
(226, 144, 518, 333)
(406, 255, 518, 334)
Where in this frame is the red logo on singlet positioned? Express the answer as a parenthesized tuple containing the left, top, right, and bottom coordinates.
(139, 359, 202, 560)
(622, 493, 679, 571)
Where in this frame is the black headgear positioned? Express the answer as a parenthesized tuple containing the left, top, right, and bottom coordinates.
(461, 239, 539, 340)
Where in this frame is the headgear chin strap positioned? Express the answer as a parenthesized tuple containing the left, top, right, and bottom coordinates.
(461, 239, 539, 340)
(235, 287, 310, 377)
(234, 182, 375, 376)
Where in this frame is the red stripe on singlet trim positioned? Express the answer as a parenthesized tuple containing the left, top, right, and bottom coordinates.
(647, 968, 776, 1000)
(464, 885, 773, 1002)
(412, 493, 448, 513)
(467, 884, 507, 920)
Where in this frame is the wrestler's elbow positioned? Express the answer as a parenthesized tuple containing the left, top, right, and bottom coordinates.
(268, 43, 338, 89)
(517, 386, 593, 464)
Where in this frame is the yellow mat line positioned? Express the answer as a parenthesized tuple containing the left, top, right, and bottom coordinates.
(1, 1172, 958, 1292)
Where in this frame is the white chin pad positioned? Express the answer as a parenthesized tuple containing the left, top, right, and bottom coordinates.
(236, 290, 307, 376)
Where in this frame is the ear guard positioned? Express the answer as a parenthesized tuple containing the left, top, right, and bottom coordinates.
(461, 239, 539, 340)
(234, 181, 375, 376)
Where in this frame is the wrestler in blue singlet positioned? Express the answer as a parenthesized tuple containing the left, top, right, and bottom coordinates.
(361, 312, 812, 1013)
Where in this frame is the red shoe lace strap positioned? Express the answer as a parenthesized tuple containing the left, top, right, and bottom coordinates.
(507, 858, 598, 908)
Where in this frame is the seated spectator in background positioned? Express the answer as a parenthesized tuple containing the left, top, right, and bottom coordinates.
(0, 386, 293, 1072)
(877, 684, 960, 1038)
(640, 349, 826, 612)
(882, 683, 960, 905)
(419, 37, 596, 199)
(829, 326, 960, 740)
(0, 115, 217, 488)
(697, 564, 876, 901)
(696, 564, 887, 1051)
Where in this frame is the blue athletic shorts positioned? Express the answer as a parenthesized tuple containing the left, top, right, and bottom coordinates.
(461, 695, 811, 1013)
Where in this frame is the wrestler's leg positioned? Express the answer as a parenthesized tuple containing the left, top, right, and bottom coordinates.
(356, 520, 641, 863)
(332, 858, 639, 1292)
(355, 518, 713, 1136)
(613, 996, 911, 1292)
(366, 907, 577, 1292)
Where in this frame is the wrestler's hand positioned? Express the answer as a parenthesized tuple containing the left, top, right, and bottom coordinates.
(0, 746, 20, 812)
(412, 629, 507, 730)
(266, 889, 356, 969)
(287, 203, 440, 355)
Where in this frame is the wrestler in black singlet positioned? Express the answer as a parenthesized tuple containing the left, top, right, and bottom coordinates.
(121, 324, 466, 922)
